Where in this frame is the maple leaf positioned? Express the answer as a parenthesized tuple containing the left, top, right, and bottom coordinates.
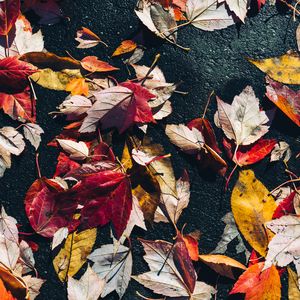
(230, 262, 281, 300)
(0, 16, 44, 58)
(0, 57, 37, 92)
(75, 170, 133, 239)
(54, 152, 81, 177)
(0, 87, 35, 122)
(186, 0, 235, 31)
(66, 78, 89, 96)
(215, 86, 270, 147)
(266, 77, 300, 127)
(80, 56, 118, 73)
(79, 83, 155, 133)
(0, 0, 20, 36)
(231, 170, 277, 256)
(264, 215, 300, 287)
(0, 126, 25, 177)
(67, 265, 105, 300)
(75, 27, 107, 49)
(112, 40, 137, 57)
(223, 137, 277, 166)
(133, 238, 216, 298)
(272, 190, 296, 219)
(88, 244, 132, 298)
(24, 179, 79, 237)
(23, 123, 44, 150)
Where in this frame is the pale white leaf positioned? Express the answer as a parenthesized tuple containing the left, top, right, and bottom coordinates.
(186, 0, 235, 31)
(23, 123, 44, 150)
(215, 86, 269, 146)
(191, 281, 216, 299)
(58, 95, 92, 120)
(67, 265, 105, 300)
(0, 127, 25, 156)
(166, 124, 204, 154)
(88, 244, 132, 298)
(0, 234, 20, 269)
(265, 215, 300, 287)
(221, 0, 249, 22)
(52, 227, 68, 250)
(0, 17, 44, 58)
(270, 141, 291, 162)
(57, 139, 89, 161)
(19, 240, 35, 275)
(132, 148, 156, 166)
(22, 275, 45, 300)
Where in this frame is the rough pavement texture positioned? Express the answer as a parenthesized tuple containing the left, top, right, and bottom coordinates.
(0, 0, 300, 299)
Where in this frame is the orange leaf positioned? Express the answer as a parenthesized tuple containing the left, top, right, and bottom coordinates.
(183, 231, 200, 261)
(0, 279, 16, 300)
(66, 78, 89, 96)
(112, 40, 137, 57)
(230, 262, 281, 300)
(80, 56, 118, 73)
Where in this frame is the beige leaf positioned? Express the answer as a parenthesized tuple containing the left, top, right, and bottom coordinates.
(56, 139, 89, 161)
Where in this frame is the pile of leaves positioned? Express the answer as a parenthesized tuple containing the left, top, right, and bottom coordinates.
(0, 0, 299, 299)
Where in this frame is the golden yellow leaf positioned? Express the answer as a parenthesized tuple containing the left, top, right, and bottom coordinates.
(66, 78, 89, 96)
(30, 69, 82, 91)
(121, 143, 133, 171)
(288, 268, 300, 299)
(198, 254, 246, 280)
(231, 170, 277, 257)
(248, 52, 300, 84)
(53, 228, 97, 282)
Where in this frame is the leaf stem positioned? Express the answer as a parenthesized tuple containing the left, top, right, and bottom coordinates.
(140, 53, 161, 86)
(202, 90, 214, 119)
(35, 153, 42, 179)
(269, 178, 300, 195)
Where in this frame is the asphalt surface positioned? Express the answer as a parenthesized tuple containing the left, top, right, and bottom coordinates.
(1, 0, 300, 299)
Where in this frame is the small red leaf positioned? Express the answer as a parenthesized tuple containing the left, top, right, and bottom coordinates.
(0, 0, 20, 35)
(272, 191, 296, 219)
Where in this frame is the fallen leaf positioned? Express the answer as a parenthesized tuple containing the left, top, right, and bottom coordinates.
(198, 254, 246, 280)
(212, 212, 250, 259)
(0, 0, 20, 35)
(67, 265, 105, 300)
(0, 278, 16, 300)
(0, 16, 44, 58)
(0, 57, 37, 92)
(248, 52, 300, 84)
(79, 83, 155, 133)
(51, 227, 68, 250)
(264, 215, 300, 287)
(30, 68, 82, 91)
(80, 56, 118, 73)
(222, 0, 249, 22)
(165, 124, 204, 154)
(23, 123, 44, 150)
(65, 78, 89, 96)
(22, 275, 44, 300)
(54, 152, 81, 177)
(75, 27, 106, 49)
(270, 141, 291, 162)
(215, 86, 270, 148)
(183, 231, 200, 261)
(133, 238, 215, 298)
(186, 0, 235, 31)
(0, 88, 35, 122)
(231, 170, 277, 256)
(230, 262, 281, 300)
(53, 228, 97, 282)
(266, 77, 300, 126)
(112, 40, 137, 57)
(56, 139, 89, 161)
(57, 95, 92, 120)
(88, 244, 132, 298)
(288, 267, 300, 300)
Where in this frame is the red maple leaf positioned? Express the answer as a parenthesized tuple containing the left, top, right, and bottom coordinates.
(0, 0, 20, 36)
(0, 57, 37, 92)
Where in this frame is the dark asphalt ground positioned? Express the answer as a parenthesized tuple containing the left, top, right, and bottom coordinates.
(1, 0, 300, 299)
